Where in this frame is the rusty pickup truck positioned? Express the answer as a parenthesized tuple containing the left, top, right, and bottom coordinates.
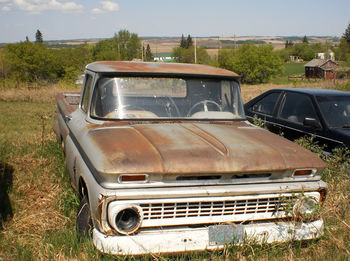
(54, 61, 327, 255)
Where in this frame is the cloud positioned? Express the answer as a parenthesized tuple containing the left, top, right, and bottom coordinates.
(0, 0, 11, 11)
(0, 0, 84, 14)
(91, 0, 119, 14)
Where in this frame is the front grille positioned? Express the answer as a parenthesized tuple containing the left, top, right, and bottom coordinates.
(140, 196, 294, 220)
(106, 192, 320, 228)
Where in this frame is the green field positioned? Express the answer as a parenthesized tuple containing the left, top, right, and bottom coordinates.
(0, 88, 350, 260)
(271, 62, 306, 84)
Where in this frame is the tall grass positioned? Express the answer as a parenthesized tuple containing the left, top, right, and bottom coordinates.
(0, 96, 99, 260)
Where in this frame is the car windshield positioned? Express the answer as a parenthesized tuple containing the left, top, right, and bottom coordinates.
(90, 76, 245, 120)
(316, 95, 350, 128)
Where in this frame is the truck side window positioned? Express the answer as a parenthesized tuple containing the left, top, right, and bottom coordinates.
(81, 74, 93, 112)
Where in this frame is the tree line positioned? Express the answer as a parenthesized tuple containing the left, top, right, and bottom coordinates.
(0, 29, 152, 85)
(173, 23, 350, 83)
(1, 23, 350, 86)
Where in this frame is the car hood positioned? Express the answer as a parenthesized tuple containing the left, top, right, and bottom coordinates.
(81, 121, 325, 176)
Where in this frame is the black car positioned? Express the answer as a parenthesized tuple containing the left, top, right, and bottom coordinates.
(244, 88, 350, 152)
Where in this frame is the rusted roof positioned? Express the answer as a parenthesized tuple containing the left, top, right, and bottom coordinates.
(86, 61, 239, 78)
(304, 59, 337, 68)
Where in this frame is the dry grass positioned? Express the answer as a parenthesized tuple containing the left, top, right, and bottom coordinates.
(240, 80, 340, 102)
(0, 96, 80, 260)
(0, 83, 80, 103)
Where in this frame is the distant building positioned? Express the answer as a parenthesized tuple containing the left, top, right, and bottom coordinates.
(153, 52, 175, 62)
(304, 59, 337, 80)
(317, 50, 335, 60)
(289, 56, 303, 62)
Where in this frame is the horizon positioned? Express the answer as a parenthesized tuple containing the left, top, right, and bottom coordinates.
(0, 35, 340, 45)
(0, 0, 349, 43)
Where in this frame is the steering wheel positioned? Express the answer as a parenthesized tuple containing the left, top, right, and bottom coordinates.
(187, 100, 222, 116)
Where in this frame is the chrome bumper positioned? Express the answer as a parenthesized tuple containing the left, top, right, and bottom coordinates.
(93, 219, 324, 256)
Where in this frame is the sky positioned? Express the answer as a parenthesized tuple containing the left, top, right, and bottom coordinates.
(0, 0, 349, 43)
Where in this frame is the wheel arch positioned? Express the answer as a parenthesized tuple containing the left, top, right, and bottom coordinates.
(78, 176, 89, 200)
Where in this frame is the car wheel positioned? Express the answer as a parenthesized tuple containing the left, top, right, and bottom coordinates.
(76, 196, 93, 237)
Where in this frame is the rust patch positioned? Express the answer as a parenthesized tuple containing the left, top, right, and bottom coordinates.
(181, 123, 229, 156)
(84, 121, 326, 176)
(88, 127, 165, 174)
(87, 61, 239, 78)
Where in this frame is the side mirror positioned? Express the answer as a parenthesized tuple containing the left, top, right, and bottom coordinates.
(304, 117, 322, 129)
(65, 115, 72, 122)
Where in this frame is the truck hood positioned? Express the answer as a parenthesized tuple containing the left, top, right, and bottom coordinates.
(81, 122, 325, 175)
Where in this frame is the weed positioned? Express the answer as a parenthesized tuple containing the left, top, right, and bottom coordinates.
(252, 114, 265, 128)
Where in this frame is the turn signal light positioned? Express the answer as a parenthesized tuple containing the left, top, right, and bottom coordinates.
(293, 169, 313, 176)
(119, 174, 148, 183)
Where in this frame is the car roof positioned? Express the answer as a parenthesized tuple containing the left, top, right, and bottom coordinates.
(86, 61, 240, 79)
(268, 88, 350, 96)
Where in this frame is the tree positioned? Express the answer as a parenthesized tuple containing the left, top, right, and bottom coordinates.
(115, 30, 141, 60)
(4, 42, 57, 82)
(291, 42, 323, 61)
(180, 34, 186, 48)
(343, 21, 350, 45)
(179, 34, 193, 49)
(186, 34, 193, 48)
(218, 44, 283, 84)
(172, 46, 210, 64)
(302, 35, 309, 44)
(2, 40, 92, 84)
(145, 44, 153, 61)
(0, 47, 9, 79)
(35, 30, 43, 43)
(285, 40, 294, 48)
(55, 44, 92, 83)
(92, 30, 141, 61)
(218, 48, 236, 69)
(92, 38, 119, 61)
(336, 38, 350, 61)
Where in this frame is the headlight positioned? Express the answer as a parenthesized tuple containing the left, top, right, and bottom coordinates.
(293, 196, 320, 221)
(108, 204, 143, 235)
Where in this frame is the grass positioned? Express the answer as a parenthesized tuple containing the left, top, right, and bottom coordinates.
(0, 89, 96, 260)
(270, 62, 306, 85)
(0, 84, 350, 260)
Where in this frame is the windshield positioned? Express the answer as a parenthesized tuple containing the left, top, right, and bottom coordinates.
(90, 77, 245, 120)
(316, 95, 350, 128)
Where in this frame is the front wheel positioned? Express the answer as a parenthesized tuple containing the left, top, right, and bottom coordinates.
(76, 196, 93, 237)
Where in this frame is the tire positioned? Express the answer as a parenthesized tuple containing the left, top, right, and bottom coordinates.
(76, 196, 93, 238)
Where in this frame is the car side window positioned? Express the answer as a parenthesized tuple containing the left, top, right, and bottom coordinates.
(278, 92, 319, 124)
(250, 92, 280, 115)
(81, 74, 93, 113)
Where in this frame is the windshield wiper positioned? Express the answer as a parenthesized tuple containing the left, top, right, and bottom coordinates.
(341, 125, 350, 129)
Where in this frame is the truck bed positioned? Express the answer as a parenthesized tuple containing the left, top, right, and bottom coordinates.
(56, 92, 80, 115)
(54, 92, 80, 142)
